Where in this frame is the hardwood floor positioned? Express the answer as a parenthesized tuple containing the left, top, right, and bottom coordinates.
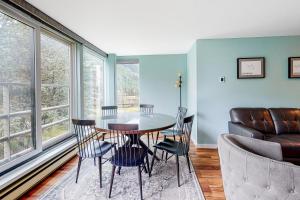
(21, 143, 225, 200)
(189, 144, 225, 200)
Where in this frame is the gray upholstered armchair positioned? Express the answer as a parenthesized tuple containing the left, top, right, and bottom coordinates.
(218, 134, 300, 200)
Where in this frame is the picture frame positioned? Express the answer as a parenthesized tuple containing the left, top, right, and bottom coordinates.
(237, 57, 265, 79)
(288, 57, 300, 78)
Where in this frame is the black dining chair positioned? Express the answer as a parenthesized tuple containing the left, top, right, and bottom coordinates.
(140, 104, 154, 114)
(140, 104, 155, 147)
(102, 105, 118, 116)
(150, 115, 194, 187)
(108, 123, 150, 200)
(72, 119, 115, 188)
(160, 107, 188, 161)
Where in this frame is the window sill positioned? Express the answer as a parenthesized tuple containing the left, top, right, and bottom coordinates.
(0, 138, 76, 191)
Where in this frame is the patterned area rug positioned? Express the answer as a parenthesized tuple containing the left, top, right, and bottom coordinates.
(40, 151, 204, 200)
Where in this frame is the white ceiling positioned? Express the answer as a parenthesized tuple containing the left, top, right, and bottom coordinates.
(27, 0, 300, 56)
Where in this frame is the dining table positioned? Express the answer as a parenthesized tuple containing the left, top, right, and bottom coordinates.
(95, 112, 176, 159)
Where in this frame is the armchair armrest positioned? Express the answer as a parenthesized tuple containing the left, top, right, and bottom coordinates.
(228, 122, 264, 139)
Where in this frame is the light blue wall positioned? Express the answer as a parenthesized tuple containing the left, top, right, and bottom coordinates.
(195, 36, 300, 144)
(117, 54, 187, 116)
(187, 43, 198, 144)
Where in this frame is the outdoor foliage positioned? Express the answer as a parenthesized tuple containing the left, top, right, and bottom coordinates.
(83, 48, 104, 119)
(117, 63, 139, 111)
(0, 11, 71, 163)
(0, 12, 34, 161)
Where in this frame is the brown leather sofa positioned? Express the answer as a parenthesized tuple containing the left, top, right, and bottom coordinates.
(229, 108, 300, 165)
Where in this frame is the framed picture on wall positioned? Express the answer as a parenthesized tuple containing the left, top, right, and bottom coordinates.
(237, 57, 265, 79)
(288, 57, 300, 78)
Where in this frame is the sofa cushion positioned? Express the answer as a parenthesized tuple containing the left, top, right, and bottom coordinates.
(230, 108, 275, 134)
(269, 108, 300, 135)
(266, 134, 300, 158)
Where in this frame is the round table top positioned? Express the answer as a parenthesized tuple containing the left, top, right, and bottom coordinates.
(95, 112, 176, 133)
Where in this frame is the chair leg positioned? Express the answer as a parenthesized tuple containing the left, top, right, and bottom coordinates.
(173, 135, 176, 141)
(75, 157, 82, 183)
(102, 132, 106, 141)
(186, 153, 191, 173)
(109, 165, 116, 198)
(161, 151, 164, 160)
(165, 152, 168, 163)
(142, 162, 148, 174)
(94, 157, 96, 166)
(150, 147, 157, 174)
(138, 166, 143, 200)
(98, 157, 102, 188)
(176, 155, 180, 187)
(151, 132, 154, 144)
(155, 131, 160, 145)
(146, 154, 150, 177)
(147, 133, 150, 147)
(117, 167, 121, 175)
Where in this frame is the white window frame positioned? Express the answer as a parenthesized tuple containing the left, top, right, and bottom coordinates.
(0, 2, 77, 173)
(82, 46, 106, 118)
(40, 29, 76, 149)
(0, 3, 40, 173)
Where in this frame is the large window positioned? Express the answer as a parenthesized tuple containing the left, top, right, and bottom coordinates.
(82, 47, 104, 119)
(0, 11, 35, 165)
(116, 61, 140, 112)
(0, 2, 108, 173)
(40, 32, 72, 144)
(0, 5, 76, 172)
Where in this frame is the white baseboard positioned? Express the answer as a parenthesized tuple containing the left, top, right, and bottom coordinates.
(196, 144, 218, 149)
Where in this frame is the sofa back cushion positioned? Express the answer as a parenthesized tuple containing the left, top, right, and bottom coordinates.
(230, 108, 275, 134)
(269, 108, 300, 134)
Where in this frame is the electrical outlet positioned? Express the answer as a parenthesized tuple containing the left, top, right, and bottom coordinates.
(220, 76, 225, 83)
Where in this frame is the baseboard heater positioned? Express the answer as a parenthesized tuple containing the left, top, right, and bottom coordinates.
(0, 145, 77, 200)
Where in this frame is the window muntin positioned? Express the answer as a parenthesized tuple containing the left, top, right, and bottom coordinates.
(0, 11, 35, 165)
(82, 47, 104, 119)
(116, 62, 140, 112)
(40, 31, 72, 144)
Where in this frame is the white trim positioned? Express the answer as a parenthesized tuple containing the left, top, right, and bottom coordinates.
(0, 138, 76, 191)
(196, 144, 218, 149)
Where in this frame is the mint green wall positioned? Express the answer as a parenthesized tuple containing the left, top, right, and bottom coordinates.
(117, 54, 187, 116)
(195, 36, 300, 144)
(187, 43, 198, 144)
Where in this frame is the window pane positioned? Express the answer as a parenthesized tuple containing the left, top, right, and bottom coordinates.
(10, 114, 32, 134)
(0, 119, 7, 138)
(10, 84, 32, 113)
(42, 121, 69, 142)
(83, 48, 104, 119)
(0, 142, 4, 161)
(116, 63, 140, 112)
(41, 107, 69, 125)
(0, 11, 35, 165)
(41, 32, 71, 143)
(9, 133, 33, 157)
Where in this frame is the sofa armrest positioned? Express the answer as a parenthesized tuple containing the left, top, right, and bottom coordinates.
(228, 122, 264, 139)
(226, 134, 283, 161)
